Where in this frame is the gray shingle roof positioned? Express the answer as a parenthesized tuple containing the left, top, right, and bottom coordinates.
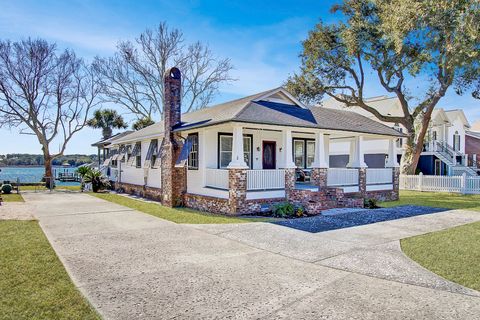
(177, 91, 404, 137)
(108, 87, 404, 145)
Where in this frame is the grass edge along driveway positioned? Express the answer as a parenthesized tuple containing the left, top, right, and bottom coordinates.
(89, 193, 271, 224)
(0, 220, 100, 320)
(1, 193, 24, 202)
(401, 220, 480, 292)
(381, 190, 480, 292)
(381, 190, 480, 211)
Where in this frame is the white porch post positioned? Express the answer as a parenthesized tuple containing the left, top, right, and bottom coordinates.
(227, 125, 248, 169)
(312, 131, 329, 168)
(385, 138, 400, 168)
(347, 136, 367, 168)
(282, 129, 296, 168)
(324, 134, 330, 167)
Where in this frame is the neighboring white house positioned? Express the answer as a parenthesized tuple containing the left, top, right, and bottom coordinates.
(320, 96, 480, 176)
(99, 68, 403, 215)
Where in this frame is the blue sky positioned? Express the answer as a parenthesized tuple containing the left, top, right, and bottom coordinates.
(0, 0, 478, 155)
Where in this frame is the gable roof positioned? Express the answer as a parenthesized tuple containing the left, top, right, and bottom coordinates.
(466, 130, 480, 139)
(109, 87, 404, 145)
(320, 95, 404, 119)
(445, 109, 470, 128)
(91, 131, 134, 147)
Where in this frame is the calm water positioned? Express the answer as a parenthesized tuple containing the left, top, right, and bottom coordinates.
(0, 166, 80, 186)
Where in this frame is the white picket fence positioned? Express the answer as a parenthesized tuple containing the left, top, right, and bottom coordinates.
(400, 173, 480, 194)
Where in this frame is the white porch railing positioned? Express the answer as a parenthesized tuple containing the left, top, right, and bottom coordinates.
(247, 169, 285, 191)
(400, 173, 480, 194)
(205, 168, 229, 189)
(327, 168, 359, 186)
(366, 168, 392, 185)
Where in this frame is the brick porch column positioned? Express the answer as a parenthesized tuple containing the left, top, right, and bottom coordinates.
(392, 167, 400, 200)
(284, 168, 296, 200)
(282, 129, 297, 200)
(228, 168, 247, 215)
(311, 131, 329, 189)
(311, 168, 328, 188)
(358, 168, 367, 197)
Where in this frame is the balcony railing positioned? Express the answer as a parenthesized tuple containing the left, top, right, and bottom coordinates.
(205, 168, 229, 189)
(366, 168, 392, 185)
(327, 168, 359, 186)
(247, 169, 285, 191)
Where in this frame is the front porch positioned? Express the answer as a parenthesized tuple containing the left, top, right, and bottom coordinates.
(180, 122, 400, 215)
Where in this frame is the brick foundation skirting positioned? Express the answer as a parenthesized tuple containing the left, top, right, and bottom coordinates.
(184, 193, 231, 215)
(184, 193, 286, 215)
(114, 182, 162, 202)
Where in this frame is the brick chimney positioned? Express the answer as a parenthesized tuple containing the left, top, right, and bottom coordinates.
(161, 67, 186, 207)
(164, 67, 182, 140)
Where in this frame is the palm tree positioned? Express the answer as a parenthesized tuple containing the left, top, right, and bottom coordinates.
(132, 117, 155, 131)
(87, 109, 128, 140)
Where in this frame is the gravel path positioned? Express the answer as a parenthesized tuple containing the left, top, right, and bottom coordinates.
(274, 205, 446, 233)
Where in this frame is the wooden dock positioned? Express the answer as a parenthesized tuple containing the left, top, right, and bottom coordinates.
(55, 171, 81, 182)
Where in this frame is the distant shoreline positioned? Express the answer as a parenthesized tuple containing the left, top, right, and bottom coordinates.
(0, 165, 80, 168)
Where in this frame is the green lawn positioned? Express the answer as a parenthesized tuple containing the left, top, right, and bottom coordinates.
(1, 193, 24, 202)
(19, 185, 81, 191)
(382, 191, 480, 291)
(90, 193, 271, 224)
(401, 221, 480, 292)
(381, 190, 480, 211)
(0, 220, 100, 320)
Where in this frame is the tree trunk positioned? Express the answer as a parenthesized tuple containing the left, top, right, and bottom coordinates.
(400, 131, 417, 175)
(43, 154, 54, 189)
(102, 127, 113, 140)
(400, 118, 431, 175)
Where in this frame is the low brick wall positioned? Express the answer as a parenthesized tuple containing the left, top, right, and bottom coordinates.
(114, 182, 162, 202)
(184, 193, 285, 215)
(243, 197, 286, 214)
(365, 190, 399, 202)
(184, 193, 231, 215)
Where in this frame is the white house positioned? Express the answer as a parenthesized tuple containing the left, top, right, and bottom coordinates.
(320, 96, 480, 176)
(100, 68, 403, 215)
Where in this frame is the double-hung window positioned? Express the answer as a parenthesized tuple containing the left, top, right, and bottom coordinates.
(188, 133, 199, 170)
(293, 138, 315, 168)
(135, 142, 142, 168)
(218, 134, 252, 169)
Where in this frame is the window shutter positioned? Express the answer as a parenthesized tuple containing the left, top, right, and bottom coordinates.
(144, 140, 158, 168)
(117, 145, 127, 161)
(127, 143, 140, 166)
(175, 138, 194, 167)
(152, 139, 164, 168)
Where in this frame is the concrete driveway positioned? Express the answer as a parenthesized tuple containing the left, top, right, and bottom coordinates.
(25, 192, 480, 319)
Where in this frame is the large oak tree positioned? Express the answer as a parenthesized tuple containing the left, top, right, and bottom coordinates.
(0, 39, 101, 185)
(286, 0, 479, 174)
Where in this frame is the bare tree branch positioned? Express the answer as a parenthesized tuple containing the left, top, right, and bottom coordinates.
(0, 38, 100, 180)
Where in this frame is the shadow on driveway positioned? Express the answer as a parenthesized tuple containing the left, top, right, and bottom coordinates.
(272, 205, 448, 233)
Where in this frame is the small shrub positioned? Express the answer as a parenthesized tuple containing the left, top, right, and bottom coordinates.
(295, 205, 305, 217)
(271, 202, 295, 218)
(364, 198, 379, 209)
(83, 169, 110, 192)
(1, 184, 13, 194)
